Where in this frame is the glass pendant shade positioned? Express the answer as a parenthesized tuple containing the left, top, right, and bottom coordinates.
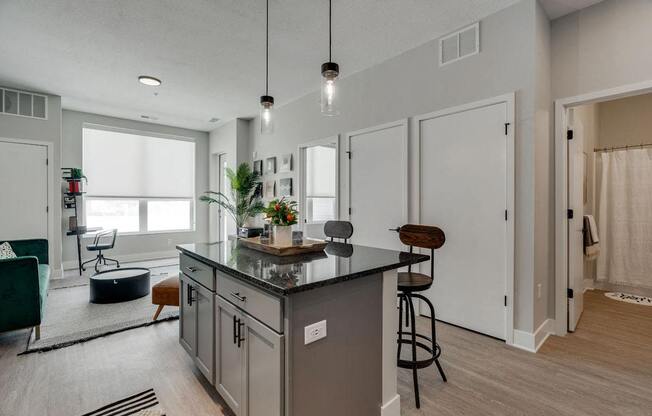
(260, 95, 274, 135)
(321, 62, 339, 116)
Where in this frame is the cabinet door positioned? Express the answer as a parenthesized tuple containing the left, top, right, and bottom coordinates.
(195, 283, 215, 384)
(216, 296, 245, 416)
(179, 274, 196, 355)
(243, 314, 284, 416)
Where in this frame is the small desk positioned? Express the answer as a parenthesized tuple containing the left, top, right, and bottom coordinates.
(66, 227, 102, 275)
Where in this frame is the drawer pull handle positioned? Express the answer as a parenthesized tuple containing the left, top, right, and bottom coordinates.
(233, 315, 237, 344)
(237, 319, 245, 348)
(230, 292, 247, 302)
(185, 266, 198, 273)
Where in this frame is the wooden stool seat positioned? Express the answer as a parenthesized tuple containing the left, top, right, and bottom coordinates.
(398, 272, 433, 292)
(152, 276, 180, 320)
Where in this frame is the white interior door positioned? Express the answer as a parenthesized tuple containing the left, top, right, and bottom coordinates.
(347, 121, 407, 251)
(567, 111, 585, 332)
(0, 140, 48, 240)
(419, 102, 510, 340)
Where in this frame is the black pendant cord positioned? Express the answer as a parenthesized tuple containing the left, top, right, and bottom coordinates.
(265, 0, 269, 96)
(328, 0, 332, 62)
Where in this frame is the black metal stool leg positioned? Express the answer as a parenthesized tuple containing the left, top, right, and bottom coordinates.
(397, 293, 404, 362)
(407, 294, 421, 409)
(414, 293, 447, 382)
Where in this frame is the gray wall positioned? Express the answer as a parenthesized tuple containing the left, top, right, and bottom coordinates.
(533, 0, 553, 328)
(61, 110, 209, 267)
(597, 94, 652, 148)
(232, 0, 542, 333)
(0, 91, 63, 275)
(552, 0, 652, 100)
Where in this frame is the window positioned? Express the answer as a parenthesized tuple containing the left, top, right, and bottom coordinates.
(83, 126, 195, 234)
(304, 144, 337, 223)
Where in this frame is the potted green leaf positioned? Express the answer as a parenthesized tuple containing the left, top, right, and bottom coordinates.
(200, 163, 265, 237)
(263, 197, 298, 245)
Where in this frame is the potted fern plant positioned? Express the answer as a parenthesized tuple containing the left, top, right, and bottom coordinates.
(200, 163, 265, 238)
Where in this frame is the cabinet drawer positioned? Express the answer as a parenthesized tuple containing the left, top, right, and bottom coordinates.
(216, 272, 283, 333)
(180, 253, 215, 291)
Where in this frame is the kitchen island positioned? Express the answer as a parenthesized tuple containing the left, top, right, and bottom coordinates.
(176, 240, 428, 416)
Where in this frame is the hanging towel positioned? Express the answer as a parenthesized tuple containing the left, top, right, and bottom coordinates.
(583, 215, 600, 259)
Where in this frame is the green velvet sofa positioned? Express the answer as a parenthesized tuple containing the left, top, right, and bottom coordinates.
(0, 239, 50, 340)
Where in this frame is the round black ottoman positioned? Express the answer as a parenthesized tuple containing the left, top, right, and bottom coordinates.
(90, 267, 151, 304)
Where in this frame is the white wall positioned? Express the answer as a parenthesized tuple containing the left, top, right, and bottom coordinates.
(0, 90, 63, 275)
(61, 110, 209, 267)
(242, 0, 541, 333)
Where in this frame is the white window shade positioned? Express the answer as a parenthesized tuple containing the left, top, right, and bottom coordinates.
(83, 127, 195, 198)
(306, 145, 336, 197)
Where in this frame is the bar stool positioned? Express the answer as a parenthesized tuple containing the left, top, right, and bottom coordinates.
(323, 220, 354, 242)
(396, 224, 447, 408)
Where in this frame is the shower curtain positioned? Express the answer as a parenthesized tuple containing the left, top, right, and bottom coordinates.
(596, 148, 652, 287)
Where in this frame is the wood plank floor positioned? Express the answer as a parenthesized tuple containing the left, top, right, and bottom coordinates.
(0, 290, 650, 415)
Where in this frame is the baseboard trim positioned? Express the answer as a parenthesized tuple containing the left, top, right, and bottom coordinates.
(512, 318, 554, 353)
(380, 394, 400, 416)
(62, 250, 178, 271)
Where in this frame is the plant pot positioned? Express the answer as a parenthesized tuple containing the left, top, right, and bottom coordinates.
(69, 181, 80, 193)
(273, 225, 292, 246)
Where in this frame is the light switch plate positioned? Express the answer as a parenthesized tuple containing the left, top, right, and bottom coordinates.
(304, 320, 327, 345)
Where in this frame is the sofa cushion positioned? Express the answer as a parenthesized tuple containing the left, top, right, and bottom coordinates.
(37, 264, 51, 316)
(0, 242, 17, 259)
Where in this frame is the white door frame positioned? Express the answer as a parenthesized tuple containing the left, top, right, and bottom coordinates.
(0, 137, 54, 266)
(344, 119, 409, 226)
(413, 93, 516, 345)
(297, 135, 340, 227)
(554, 79, 652, 336)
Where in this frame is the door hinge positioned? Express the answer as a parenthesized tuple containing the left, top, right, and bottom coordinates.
(567, 209, 574, 219)
(348, 207, 352, 215)
(567, 129, 574, 140)
(504, 295, 507, 307)
(46, 206, 49, 213)
(504, 210, 508, 221)
(504, 123, 511, 136)
(46, 158, 49, 166)
(346, 151, 351, 159)
(567, 288, 574, 299)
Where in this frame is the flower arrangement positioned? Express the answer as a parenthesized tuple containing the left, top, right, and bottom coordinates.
(263, 197, 298, 226)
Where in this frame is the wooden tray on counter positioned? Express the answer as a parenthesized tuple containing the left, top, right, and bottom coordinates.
(239, 236, 328, 256)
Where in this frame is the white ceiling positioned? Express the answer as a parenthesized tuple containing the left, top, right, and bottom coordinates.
(0, 0, 528, 131)
(539, 0, 605, 20)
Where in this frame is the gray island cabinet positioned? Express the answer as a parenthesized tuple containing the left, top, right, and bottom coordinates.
(177, 240, 428, 416)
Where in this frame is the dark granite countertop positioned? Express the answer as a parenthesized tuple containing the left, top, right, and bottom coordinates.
(177, 240, 429, 296)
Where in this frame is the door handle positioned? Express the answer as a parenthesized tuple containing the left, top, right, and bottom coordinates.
(185, 266, 198, 273)
(230, 292, 247, 303)
(237, 319, 245, 348)
(388, 227, 401, 232)
(232, 314, 237, 344)
(187, 285, 195, 306)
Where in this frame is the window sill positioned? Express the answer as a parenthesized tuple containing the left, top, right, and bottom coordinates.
(82, 229, 196, 238)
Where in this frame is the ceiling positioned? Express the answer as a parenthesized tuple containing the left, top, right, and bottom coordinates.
(0, 0, 529, 131)
(539, 0, 605, 20)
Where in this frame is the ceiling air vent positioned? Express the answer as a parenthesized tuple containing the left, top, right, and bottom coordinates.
(1, 87, 48, 120)
(439, 22, 480, 66)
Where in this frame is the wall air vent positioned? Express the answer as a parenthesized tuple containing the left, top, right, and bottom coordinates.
(439, 22, 480, 66)
(0, 87, 48, 120)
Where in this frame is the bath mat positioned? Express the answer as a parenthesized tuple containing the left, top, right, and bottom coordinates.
(605, 292, 652, 306)
(81, 388, 165, 416)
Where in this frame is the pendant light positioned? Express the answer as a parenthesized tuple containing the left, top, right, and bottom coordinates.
(321, 0, 340, 116)
(260, 0, 274, 134)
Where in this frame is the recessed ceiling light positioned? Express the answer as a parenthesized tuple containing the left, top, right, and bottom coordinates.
(138, 75, 162, 86)
(209, 117, 220, 123)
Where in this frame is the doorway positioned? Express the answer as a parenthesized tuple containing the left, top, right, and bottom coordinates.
(415, 95, 515, 341)
(555, 81, 652, 335)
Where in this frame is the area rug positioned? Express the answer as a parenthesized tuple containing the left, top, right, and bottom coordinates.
(81, 388, 165, 416)
(605, 292, 652, 306)
(22, 263, 180, 354)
